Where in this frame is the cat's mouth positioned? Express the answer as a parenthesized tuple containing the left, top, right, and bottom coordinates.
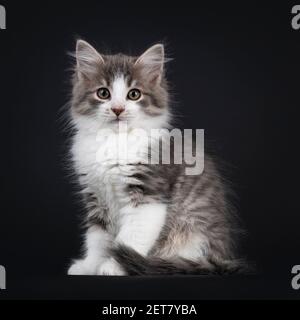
(111, 116, 128, 122)
(112, 117, 122, 122)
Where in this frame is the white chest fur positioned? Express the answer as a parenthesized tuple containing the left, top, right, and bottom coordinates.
(72, 127, 150, 220)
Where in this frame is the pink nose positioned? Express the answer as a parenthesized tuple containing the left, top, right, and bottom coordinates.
(111, 106, 125, 116)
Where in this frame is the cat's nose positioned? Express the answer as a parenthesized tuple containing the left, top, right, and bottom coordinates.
(111, 106, 125, 116)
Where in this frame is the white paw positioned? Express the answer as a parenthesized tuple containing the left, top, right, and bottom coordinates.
(97, 258, 126, 276)
(68, 259, 98, 275)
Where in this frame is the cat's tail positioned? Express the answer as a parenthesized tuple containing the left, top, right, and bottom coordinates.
(110, 244, 250, 276)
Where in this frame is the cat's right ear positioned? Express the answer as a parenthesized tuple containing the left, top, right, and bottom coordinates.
(75, 40, 104, 79)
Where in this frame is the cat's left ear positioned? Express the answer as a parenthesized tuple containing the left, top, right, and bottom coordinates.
(75, 40, 105, 80)
(135, 44, 165, 84)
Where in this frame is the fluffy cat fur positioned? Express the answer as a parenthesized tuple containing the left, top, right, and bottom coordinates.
(67, 40, 245, 276)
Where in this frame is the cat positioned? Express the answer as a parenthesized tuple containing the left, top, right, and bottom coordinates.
(67, 40, 244, 275)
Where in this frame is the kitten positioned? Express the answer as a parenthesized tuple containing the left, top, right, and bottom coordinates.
(67, 40, 244, 275)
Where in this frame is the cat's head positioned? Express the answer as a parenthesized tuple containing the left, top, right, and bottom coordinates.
(71, 40, 170, 131)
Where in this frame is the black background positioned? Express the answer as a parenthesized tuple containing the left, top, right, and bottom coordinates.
(0, 1, 299, 299)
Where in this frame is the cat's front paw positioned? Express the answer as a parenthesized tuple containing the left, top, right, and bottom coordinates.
(68, 259, 98, 275)
(97, 258, 126, 276)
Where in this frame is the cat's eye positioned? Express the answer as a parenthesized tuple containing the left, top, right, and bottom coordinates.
(97, 87, 111, 100)
(127, 89, 141, 101)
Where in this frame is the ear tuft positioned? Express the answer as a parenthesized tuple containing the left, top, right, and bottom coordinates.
(75, 40, 104, 79)
(135, 44, 165, 84)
